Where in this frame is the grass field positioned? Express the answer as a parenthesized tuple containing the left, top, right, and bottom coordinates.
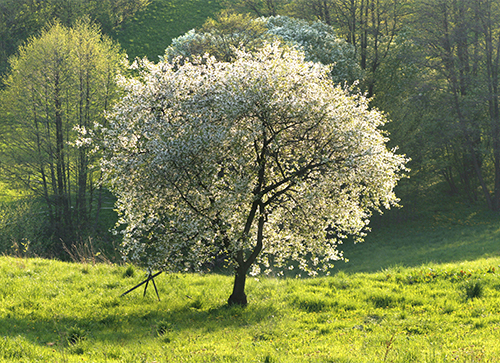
(337, 201, 500, 274)
(1, 252, 499, 362)
(111, 0, 222, 61)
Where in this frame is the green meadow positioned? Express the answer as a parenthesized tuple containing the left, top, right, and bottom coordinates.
(1, 208, 499, 363)
(337, 202, 500, 274)
(110, 0, 222, 61)
(1, 257, 499, 362)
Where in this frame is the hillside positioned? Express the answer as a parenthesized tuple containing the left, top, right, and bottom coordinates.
(111, 0, 222, 61)
(337, 201, 500, 274)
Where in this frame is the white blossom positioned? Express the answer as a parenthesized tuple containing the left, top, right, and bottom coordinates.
(99, 42, 408, 276)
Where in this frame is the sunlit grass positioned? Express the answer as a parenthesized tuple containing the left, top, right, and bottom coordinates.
(111, 0, 222, 61)
(1, 256, 499, 362)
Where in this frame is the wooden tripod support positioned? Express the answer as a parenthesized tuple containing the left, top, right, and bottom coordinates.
(120, 270, 163, 301)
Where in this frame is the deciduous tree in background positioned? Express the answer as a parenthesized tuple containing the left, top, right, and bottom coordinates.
(100, 43, 407, 305)
(0, 0, 148, 80)
(165, 12, 271, 63)
(165, 13, 362, 84)
(221, 0, 411, 97)
(404, 0, 500, 210)
(0, 20, 123, 255)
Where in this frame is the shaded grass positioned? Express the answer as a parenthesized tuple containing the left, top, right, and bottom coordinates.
(337, 202, 500, 274)
(1, 256, 500, 362)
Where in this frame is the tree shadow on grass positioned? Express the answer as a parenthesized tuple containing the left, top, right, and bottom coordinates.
(0, 289, 279, 352)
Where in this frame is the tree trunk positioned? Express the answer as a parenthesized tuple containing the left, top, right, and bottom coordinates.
(228, 265, 248, 306)
(54, 72, 67, 242)
(227, 214, 265, 306)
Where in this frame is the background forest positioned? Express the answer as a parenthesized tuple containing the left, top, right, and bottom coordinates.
(0, 0, 499, 263)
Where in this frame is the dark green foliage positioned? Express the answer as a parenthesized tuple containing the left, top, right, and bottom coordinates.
(123, 265, 135, 278)
(464, 280, 484, 301)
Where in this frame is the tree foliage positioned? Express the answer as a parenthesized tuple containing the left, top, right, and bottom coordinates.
(165, 12, 271, 63)
(0, 20, 123, 254)
(100, 43, 407, 304)
(264, 15, 362, 83)
(220, 0, 411, 96)
(165, 13, 362, 84)
(389, 0, 500, 210)
(0, 0, 149, 80)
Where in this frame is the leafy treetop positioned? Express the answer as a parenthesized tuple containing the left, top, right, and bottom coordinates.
(165, 14, 362, 84)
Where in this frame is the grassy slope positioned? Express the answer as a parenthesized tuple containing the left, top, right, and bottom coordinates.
(1, 256, 500, 362)
(337, 202, 500, 274)
(110, 0, 222, 61)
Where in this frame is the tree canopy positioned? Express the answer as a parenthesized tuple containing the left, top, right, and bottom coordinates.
(100, 43, 407, 305)
(165, 13, 362, 84)
(0, 20, 123, 255)
(0, 0, 148, 81)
